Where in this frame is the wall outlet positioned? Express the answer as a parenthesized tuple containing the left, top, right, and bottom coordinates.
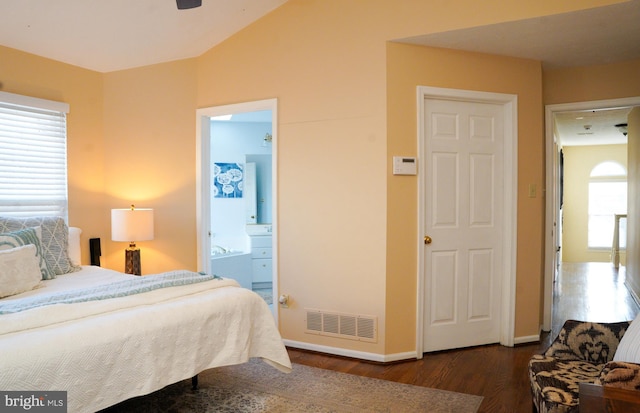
(278, 294, 289, 308)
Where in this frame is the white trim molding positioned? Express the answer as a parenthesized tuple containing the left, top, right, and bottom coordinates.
(514, 335, 540, 345)
(283, 340, 417, 363)
(0, 91, 69, 113)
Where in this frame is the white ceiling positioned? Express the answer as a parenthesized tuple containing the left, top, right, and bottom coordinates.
(554, 108, 631, 146)
(398, 1, 640, 146)
(0, 0, 287, 73)
(1, 1, 638, 146)
(398, 2, 640, 70)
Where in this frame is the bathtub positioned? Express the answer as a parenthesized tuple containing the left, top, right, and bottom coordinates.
(210, 250, 252, 289)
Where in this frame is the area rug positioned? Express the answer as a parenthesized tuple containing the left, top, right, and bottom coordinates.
(101, 359, 483, 412)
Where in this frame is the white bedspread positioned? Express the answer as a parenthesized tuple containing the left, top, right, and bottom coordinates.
(0, 266, 291, 412)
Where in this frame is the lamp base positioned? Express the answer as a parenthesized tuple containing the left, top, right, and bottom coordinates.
(124, 248, 141, 276)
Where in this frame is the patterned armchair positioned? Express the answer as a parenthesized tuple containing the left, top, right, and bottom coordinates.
(528, 320, 630, 413)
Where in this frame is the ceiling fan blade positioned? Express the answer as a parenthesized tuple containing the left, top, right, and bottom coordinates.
(176, 0, 202, 9)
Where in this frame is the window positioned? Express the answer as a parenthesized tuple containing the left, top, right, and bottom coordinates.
(588, 161, 627, 249)
(0, 91, 70, 218)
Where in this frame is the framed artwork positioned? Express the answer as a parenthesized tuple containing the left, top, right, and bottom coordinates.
(213, 162, 243, 198)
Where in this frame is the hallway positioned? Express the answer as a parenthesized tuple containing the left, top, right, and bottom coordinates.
(548, 261, 640, 342)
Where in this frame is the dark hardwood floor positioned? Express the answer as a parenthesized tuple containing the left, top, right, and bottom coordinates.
(287, 262, 640, 413)
(550, 262, 639, 339)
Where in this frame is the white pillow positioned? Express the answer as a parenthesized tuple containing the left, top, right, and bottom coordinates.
(614, 314, 640, 363)
(68, 227, 82, 266)
(0, 226, 54, 280)
(0, 245, 42, 298)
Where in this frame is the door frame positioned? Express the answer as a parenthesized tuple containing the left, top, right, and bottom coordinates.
(543, 96, 640, 331)
(195, 98, 279, 321)
(416, 86, 518, 356)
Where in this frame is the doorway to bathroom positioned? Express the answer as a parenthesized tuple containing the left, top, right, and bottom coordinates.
(196, 99, 278, 318)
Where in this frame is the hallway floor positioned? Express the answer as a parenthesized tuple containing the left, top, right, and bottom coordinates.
(547, 261, 640, 344)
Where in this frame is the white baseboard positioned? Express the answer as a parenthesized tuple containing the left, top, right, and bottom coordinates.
(286, 336, 542, 361)
(626, 280, 640, 310)
(514, 334, 540, 345)
(283, 339, 418, 363)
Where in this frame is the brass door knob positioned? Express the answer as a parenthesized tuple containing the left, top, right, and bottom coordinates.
(424, 235, 432, 244)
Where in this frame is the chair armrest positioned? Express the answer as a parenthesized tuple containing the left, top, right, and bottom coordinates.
(597, 361, 640, 390)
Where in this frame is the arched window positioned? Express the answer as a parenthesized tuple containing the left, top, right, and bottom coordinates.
(590, 161, 626, 177)
(588, 161, 626, 249)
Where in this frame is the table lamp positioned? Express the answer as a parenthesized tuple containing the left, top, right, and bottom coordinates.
(111, 205, 154, 275)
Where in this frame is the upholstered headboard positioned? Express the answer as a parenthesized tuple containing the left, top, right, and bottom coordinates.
(68, 227, 82, 266)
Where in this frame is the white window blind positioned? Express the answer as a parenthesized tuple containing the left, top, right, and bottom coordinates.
(0, 91, 70, 218)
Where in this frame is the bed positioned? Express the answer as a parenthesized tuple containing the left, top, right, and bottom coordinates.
(0, 217, 291, 413)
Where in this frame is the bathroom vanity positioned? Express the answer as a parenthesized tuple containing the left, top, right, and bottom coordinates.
(247, 224, 272, 288)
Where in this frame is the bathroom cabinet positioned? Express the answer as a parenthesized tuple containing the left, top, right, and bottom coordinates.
(250, 234, 272, 285)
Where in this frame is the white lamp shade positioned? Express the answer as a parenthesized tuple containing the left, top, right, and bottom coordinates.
(111, 208, 154, 242)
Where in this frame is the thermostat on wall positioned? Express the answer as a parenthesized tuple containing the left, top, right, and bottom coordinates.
(393, 156, 417, 175)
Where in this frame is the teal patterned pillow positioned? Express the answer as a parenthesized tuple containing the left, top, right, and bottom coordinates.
(0, 227, 55, 280)
(0, 216, 80, 275)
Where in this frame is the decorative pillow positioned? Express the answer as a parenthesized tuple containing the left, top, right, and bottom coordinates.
(68, 227, 82, 266)
(0, 227, 54, 280)
(0, 245, 42, 298)
(614, 314, 640, 363)
(0, 216, 80, 275)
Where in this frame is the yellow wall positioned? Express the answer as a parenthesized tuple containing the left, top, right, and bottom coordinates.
(196, 1, 390, 353)
(0, 45, 106, 266)
(194, 0, 622, 356)
(544, 58, 640, 105)
(386, 43, 544, 347)
(561, 145, 627, 262)
(102, 60, 199, 274)
(0, 0, 635, 357)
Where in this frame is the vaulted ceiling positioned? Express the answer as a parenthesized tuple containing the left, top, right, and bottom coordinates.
(0, 0, 287, 73)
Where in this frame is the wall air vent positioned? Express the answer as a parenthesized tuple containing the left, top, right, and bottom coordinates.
(305, 309, 377, 342)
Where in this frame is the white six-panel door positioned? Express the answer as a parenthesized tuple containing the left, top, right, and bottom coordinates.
(423, 98, 504, 352)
